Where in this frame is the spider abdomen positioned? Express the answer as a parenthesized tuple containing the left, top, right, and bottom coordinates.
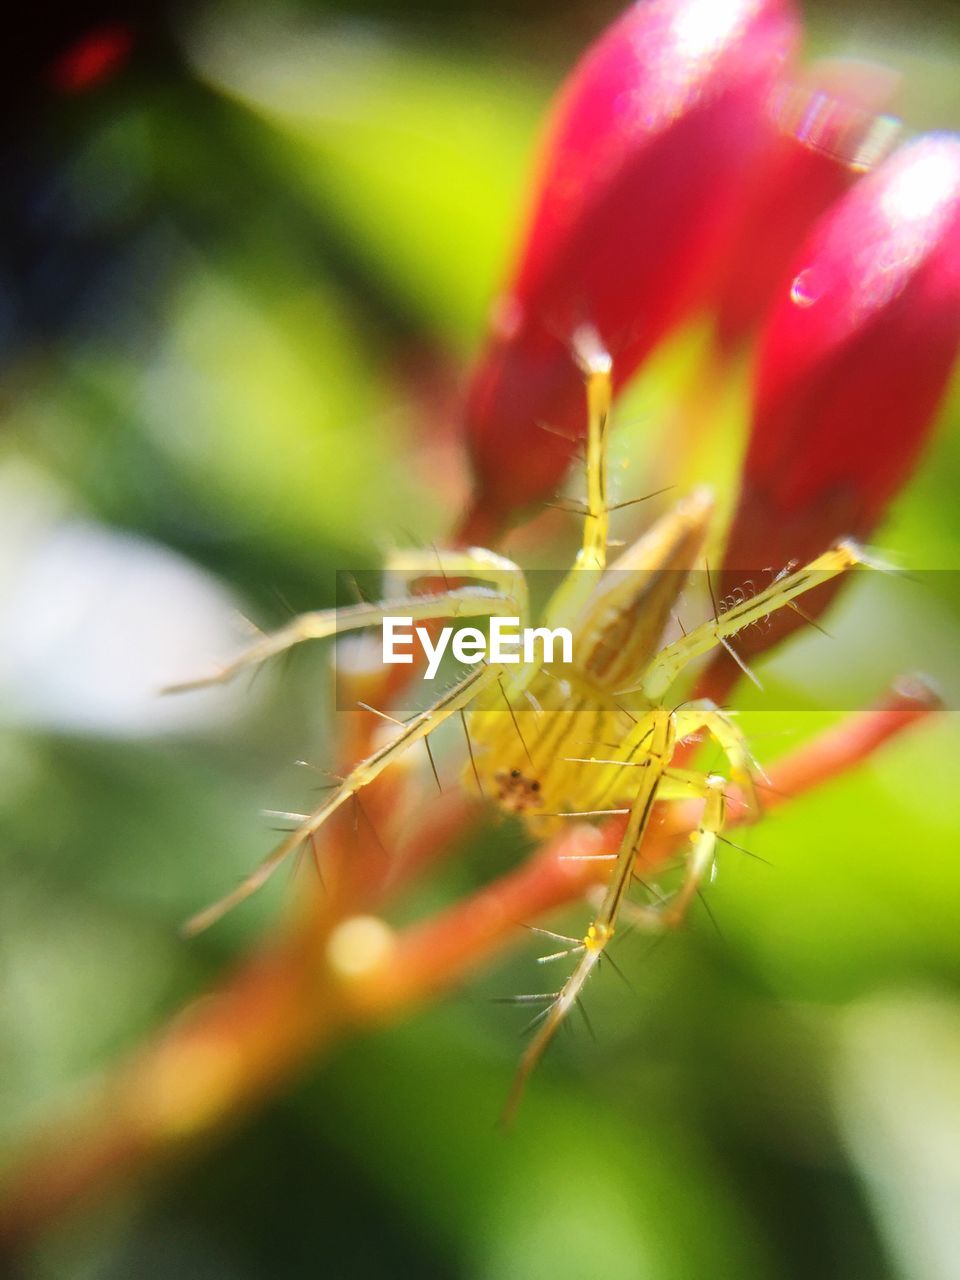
(468, 676, 658, 831)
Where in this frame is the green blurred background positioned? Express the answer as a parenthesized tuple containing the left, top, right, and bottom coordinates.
(2, 1, 960, 1277)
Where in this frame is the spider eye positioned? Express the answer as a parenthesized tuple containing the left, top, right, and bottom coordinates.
(510, 769, 521, 779)
(530, 781, 541, 791)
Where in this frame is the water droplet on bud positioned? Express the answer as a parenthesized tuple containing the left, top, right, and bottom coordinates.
(790, 268, 822, 308)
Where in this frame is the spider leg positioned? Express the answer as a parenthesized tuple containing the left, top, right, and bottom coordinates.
(501, 708, 673, 1124)
(571, 328, 613, 572)
(674, 703, 762, 813)
(164, 581, 523, 694)
(656, 774, 726, 929)
(182, 662, 504, 935)
(640, 542, 868, 700)
(382, 546, 527, 619)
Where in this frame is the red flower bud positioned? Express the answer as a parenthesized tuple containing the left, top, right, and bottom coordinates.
(462, 0, 799, 532)
(708, 133, 960, 691)
(713, 59, 901, 353)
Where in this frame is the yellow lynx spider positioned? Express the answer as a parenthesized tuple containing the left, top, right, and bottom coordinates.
(169, 332, 865, 1116)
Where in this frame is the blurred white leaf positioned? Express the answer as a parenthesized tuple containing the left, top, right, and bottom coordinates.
(0, 466, 258, 736)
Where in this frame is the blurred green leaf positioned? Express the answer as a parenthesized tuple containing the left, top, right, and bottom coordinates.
(191, 19, 546, 346)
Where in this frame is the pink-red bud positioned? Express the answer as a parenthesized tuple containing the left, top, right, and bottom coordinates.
(708, 132, 960, 691)
(462, 0, 799, 532)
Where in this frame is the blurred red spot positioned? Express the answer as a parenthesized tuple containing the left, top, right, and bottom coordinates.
(50, 23, 133, 94)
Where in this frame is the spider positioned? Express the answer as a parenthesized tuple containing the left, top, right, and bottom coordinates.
(168, 329, 865, 1116)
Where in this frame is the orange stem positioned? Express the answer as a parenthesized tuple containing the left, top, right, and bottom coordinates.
(0, 678, 939, 1253)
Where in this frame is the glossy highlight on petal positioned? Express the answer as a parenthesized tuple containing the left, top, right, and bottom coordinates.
(462, 0, 799, 529)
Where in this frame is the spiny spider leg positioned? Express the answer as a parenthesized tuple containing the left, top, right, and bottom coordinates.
(571, 326, 613, 572)
(674, 703, 762, 813)
(165, 545, 526, 694)
(502, 708, 676, 1124)
(535, 330, 616, 630)
(381, 546, 528, 619)
(183, 661, 504, 936)
(640, 542, 867, 700)
(656, 775, 726, 929)
(503, 754, 729, 1122)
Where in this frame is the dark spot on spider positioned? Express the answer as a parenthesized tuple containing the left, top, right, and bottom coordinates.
(493, 767, 544, 814)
